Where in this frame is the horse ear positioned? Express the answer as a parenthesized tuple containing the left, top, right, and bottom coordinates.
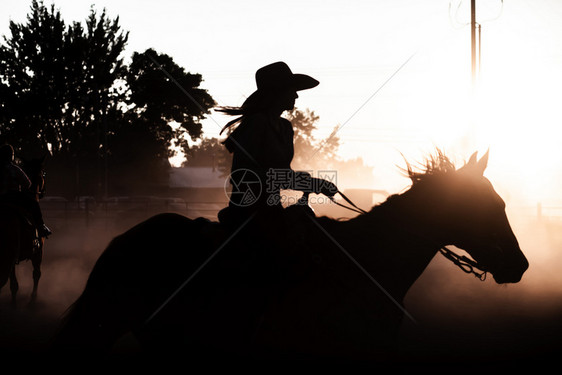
(475, 149, 489, 175)
(459, 151, 487, 175)
(467, 151, 478, 166)
(459, 151, 478, 173)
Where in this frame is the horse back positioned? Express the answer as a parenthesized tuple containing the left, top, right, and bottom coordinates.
(89, 213, 222, 286)
(91, 213, 220, 303)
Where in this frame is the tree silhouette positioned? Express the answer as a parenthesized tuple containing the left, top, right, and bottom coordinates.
(0, 1, 129, 197)
(125, 48, 215, 162)
(0, 1, 128, 157)
(0, 1, 215, 198)
(106, 48, 216, 195)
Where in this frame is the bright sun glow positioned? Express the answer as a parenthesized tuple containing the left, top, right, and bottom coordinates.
(473, 58, 562, 206)
(377, 4, 562, 208)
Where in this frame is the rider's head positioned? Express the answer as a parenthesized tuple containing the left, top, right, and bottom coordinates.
(218, 62, 319, 134)
(254, 61, 318, 113)
(0, 144, 14, 163)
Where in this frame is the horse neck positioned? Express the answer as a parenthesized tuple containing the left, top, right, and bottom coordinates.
(336, 190, 447, 302)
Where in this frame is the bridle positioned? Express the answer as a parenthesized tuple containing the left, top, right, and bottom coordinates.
(438, 247, 487, 281)
(322, 189, 489, 281)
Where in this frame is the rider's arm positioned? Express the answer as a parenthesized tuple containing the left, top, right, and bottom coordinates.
(262, 118, 337, 196)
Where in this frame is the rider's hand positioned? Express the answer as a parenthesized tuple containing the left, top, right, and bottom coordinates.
(320, 180, 338, 198)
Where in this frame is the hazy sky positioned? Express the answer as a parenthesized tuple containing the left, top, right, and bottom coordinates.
(2, 0, 562, 204)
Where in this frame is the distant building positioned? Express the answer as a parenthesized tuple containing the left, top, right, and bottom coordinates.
(169, 166, 229, 203)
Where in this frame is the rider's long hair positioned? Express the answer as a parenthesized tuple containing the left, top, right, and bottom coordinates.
(217, 89, 279, 136)
(217, 89, 282, 153)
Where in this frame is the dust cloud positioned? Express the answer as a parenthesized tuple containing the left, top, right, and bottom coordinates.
(0, 202, 560, 367)
(400, 210, 562, 365)
(0, 214, 131, 356)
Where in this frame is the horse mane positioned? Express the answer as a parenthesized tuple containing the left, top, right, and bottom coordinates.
(401, 149, 457, 186)
(315, 149, 459, 228)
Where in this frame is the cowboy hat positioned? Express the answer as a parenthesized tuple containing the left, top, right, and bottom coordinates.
(255, 61, 319, 92)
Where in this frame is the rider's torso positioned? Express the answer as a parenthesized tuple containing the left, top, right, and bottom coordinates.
(227, 113, 294, 210)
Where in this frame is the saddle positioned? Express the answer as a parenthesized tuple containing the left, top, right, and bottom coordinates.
(217, 201, 315, 232)
(215, 202, 319, 286)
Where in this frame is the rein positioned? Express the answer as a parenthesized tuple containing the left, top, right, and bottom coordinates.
(328, 189, 488, 281)
(329, 190, 368, 215)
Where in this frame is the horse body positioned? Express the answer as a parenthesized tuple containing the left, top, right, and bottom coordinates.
(53, 151, 528, 362)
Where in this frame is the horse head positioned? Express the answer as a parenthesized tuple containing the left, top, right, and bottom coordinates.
(407, 150, 528, 284)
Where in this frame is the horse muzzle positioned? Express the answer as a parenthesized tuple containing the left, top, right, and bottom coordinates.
(491, 250, 529, 284)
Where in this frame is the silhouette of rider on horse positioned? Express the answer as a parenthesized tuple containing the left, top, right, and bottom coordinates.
(216, 62, 337, 287)
(0, 143, 52, 238)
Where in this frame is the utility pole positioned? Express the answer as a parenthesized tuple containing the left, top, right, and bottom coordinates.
(471, 0, 477, 86)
